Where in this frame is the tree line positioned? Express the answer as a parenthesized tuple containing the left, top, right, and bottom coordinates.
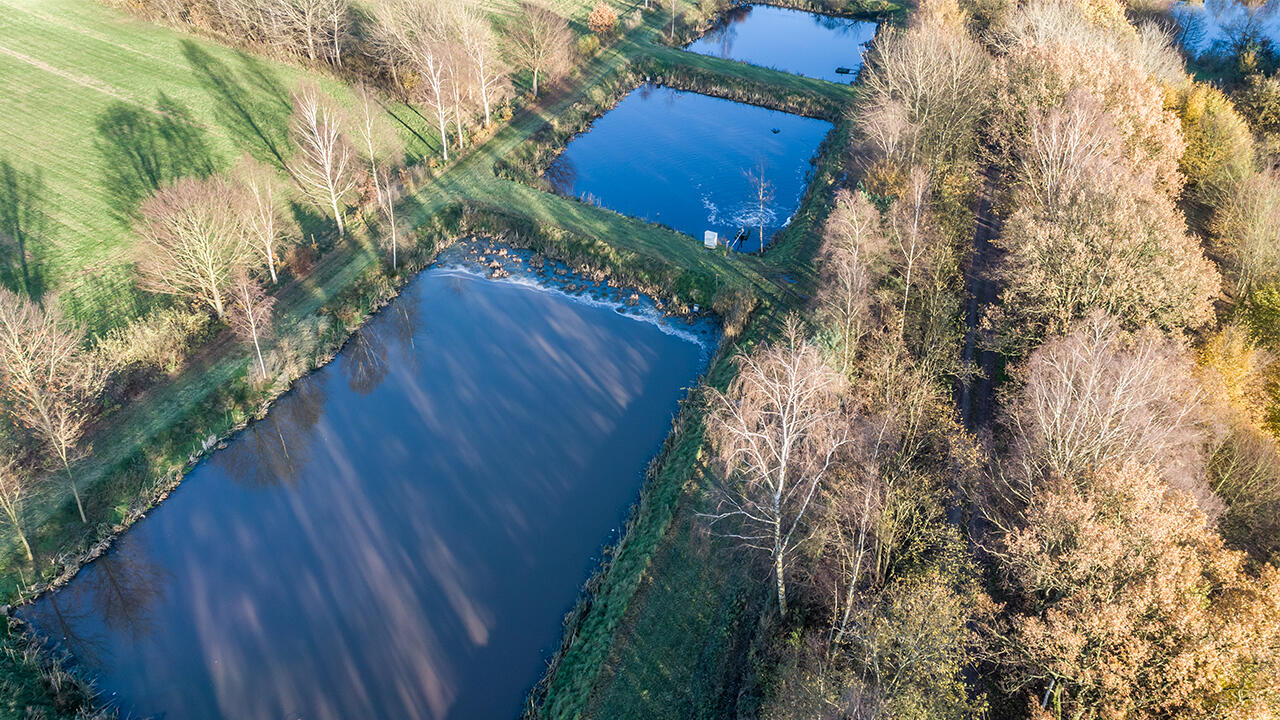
(698, 0, 1280, 717)
(117, 0, 581, 156)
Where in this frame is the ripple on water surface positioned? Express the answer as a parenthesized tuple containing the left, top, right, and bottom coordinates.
(21, 240, 716, 720)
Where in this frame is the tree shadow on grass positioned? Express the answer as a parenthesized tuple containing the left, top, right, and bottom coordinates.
(0, 158, 49, 301)
(94, 92, 218, 224)
(182, 40, 291, 171)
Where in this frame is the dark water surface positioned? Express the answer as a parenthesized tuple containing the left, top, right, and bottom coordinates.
(22, 242, 715, 720)
(546, 84, 832, 252)
(686, 4, 878, 83)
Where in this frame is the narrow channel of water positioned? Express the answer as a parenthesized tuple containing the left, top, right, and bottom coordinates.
(686, 4, 878, 83)
(546, 84, 832, 252)
(21, 240, 716, 720)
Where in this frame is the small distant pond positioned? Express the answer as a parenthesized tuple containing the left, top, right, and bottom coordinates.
(546, 84, 832, 253)
(1175, 0, 1280, 56)
(21, 240, 716, 720)
(686, 4, 878, 83)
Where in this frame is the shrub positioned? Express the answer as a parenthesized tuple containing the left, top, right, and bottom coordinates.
(576, 33, 601, 58)
(95, 305, 212, 375)
(1169, 82, 1255, 192)
(587, 2, 618, 35)
(1238, 72, 1280, 140)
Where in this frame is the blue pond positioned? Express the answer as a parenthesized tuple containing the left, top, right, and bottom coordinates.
(546, 84, 832, 252)
(21, 241, 715, 720)
(686, 4, 879, 83)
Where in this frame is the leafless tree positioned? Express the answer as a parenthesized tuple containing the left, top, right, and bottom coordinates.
(0, 290, 105, 523)
(289, 80, 361, 235)
(354, 84, 403, 214)
(373, 0, 456, 160)
(234, 155, 291, 284)
(991, 312, 1219, 522)
(1210, 169, 1280, 297)
(273, 0, 349, 66)
(817, 190, 888, 375)
(890, 167, 932, 339)
(860, 6, 990, 171)
(506, 2, 572, 99)
(454, 1, 508, 127)
(446, 37, 473, 151)
(229, 272, 276, 381)
(136, 176, 251, 319)
(376, 166, 403, 269)
(745, 162, 774, 251)
(1020, 90, 1117, 215)
(0, 453, 39, 564)
(704, 319, 851, 617)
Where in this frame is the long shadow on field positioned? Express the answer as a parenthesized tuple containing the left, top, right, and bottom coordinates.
(0, 158, 49, 301)
(94, 93, 218, 223)
(182, 41, 291, 170)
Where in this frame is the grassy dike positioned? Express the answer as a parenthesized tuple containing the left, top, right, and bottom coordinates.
(1, 2, 874, 716)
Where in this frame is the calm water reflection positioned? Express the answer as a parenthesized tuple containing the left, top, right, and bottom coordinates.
(547, 84, 832, 252)
(686, 4, 878, 83)
(23, 244, 714, 720)
(1176, 0, 1280, 56)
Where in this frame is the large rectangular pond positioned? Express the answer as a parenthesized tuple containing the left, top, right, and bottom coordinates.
(685, 4, 878, 83)
(546, 84, 832, 253)
(21, 240, 716, 720)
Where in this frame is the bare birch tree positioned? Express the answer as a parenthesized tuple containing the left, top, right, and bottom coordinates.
(455, 0, 508, 127)
(992, 312, 1218, 521)
(1210, 169, 1280, 296)
(0, 290, 105, 524)
(506, 2, 571, 99)
(704, 319, 851, 617)
(890, 166, 932, 339)
(229, 272, 276, 381)
(234, 155, 291, 284)
(746, 162, 774, 251)
(273, 0, 349, 66)
(0, 453, 39, 564)
(817, 190, 888, 375)
(376, 166, 403, 269)
(354, 83, 403, 216)
(290, 80, 361, 235)
(860, 4, 990, 170)
(372, 0, 455, 160)
(136, 176, 251, 319)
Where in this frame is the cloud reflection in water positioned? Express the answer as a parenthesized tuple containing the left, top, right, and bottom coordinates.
(22, 265, 711, 720)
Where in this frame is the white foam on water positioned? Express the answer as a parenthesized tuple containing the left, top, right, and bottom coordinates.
(430, 264, 716, 352)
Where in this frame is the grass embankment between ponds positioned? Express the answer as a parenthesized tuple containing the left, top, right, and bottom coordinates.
(2, 0, 873, 714)
(522, 61, 857, 720)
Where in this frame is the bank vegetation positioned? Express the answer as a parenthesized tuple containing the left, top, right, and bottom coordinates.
(685, 0, 1280, 717)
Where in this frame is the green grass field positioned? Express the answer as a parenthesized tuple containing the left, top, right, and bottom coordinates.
(0, 0, 446, 332)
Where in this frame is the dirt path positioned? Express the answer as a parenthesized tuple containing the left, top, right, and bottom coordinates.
(959, 166, 1000, 430)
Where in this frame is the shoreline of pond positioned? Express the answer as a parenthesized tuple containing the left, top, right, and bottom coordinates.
(20, 235, 720, 719)
(14, 233, 722, 610)
(6, 219, 733, 714)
